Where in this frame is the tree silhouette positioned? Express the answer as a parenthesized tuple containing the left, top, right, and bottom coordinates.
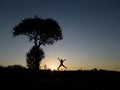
(12, 16, 63, 70)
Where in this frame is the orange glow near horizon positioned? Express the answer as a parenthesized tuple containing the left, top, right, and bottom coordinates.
(49, 65, 57, 71)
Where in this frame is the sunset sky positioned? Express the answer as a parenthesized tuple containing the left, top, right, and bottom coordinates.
(0, 0, 120, 71)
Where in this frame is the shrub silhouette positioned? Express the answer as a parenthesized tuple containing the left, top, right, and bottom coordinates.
(26, 46, 45, 69)
(6, 64, 26, 70)
(12, 16, 63, 70)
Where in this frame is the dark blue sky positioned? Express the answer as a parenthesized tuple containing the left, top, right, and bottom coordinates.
(0, 0, 120, 71)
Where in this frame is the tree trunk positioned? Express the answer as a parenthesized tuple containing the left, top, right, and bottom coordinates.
(34, 60, 40, 70)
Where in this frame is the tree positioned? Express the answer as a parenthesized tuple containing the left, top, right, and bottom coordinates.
(12, 16, 63, 70)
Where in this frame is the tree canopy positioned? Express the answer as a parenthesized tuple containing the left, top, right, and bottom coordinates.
(13, 16, 63, 47)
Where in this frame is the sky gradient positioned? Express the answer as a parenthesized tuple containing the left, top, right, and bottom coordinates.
(0, 0, 120, 71)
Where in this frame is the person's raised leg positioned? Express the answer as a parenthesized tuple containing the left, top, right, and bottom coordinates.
(57, 65, 61, 70)
(62, 65, 67, 69)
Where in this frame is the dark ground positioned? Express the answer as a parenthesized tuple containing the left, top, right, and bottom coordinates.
(0, 68, 120, 90)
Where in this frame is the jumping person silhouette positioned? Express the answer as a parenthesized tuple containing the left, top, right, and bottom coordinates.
(57, 58, 67, 70)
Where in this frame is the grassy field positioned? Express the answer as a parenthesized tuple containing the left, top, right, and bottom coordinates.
(0, 67, 120, 90)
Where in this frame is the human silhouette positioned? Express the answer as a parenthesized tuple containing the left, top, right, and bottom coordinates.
(57, 58, 67, 70)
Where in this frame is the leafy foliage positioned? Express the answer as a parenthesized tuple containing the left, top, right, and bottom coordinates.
(13, 16, 63, 46)
(26, 46, 45, 70)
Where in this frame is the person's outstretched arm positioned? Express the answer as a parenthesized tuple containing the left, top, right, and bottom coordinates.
(58, 57, 61, 61)
(63, 59, 66, 61)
